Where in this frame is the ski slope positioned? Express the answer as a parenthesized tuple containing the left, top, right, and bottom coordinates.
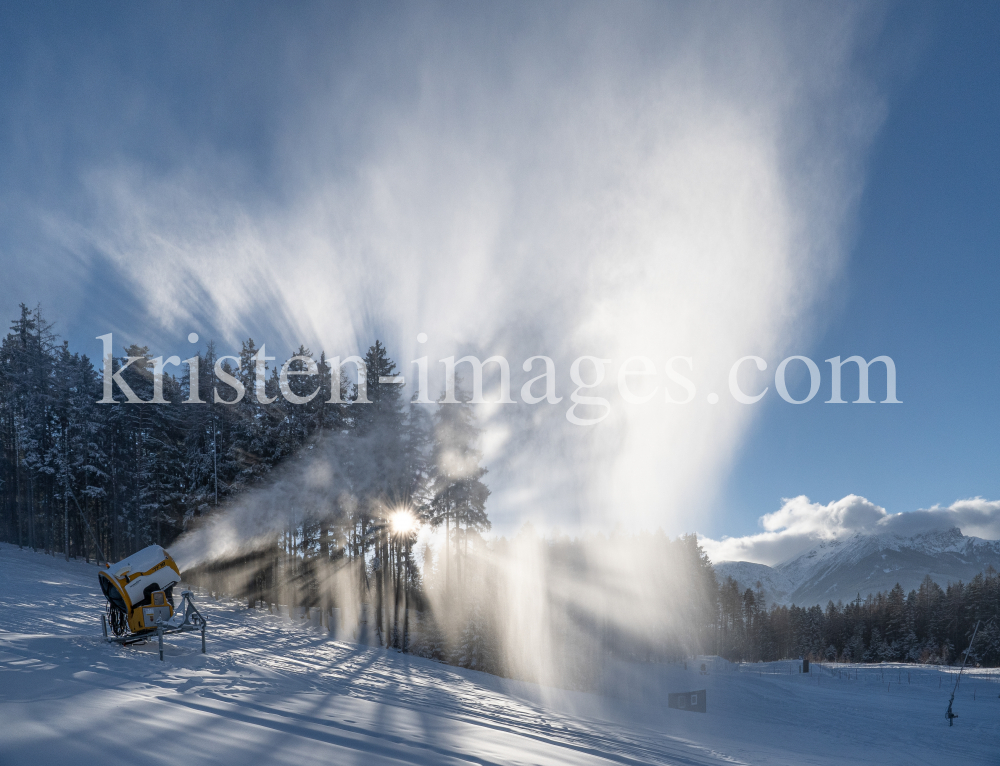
(1, 543, 997, 766)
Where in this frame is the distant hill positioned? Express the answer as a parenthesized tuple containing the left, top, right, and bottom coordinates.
(713, 527, 1000, 607)
(712, 560, 795, 606)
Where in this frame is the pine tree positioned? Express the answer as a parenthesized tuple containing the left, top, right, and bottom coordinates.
(428, 397, 490, 599)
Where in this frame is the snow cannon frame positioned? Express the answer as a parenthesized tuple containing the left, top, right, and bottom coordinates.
(102, 589, 208, 660)
(98, 544, 208, 659)
(98, 544, 182, 635)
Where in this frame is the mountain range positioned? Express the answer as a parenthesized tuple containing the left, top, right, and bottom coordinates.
(713, 527, 1000, 607)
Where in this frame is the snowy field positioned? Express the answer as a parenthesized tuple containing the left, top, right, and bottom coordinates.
(1, 543, 997, 766)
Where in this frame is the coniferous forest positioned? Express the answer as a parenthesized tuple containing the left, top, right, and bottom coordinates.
(1, 304, 997, 678)
(715, 571, 1000, 667)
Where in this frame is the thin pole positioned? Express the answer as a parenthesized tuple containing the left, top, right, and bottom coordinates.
(947, 619, 983, 725)
(213, 416, 218, 506)
(65, 483, 107, 565)
(63, 463, 69, 561)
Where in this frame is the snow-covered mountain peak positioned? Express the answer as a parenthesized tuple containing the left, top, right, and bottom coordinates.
(715, 526, 1000, 607)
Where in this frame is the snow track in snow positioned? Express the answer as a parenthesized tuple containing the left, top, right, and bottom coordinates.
(2, 543, 998, 765)
(0, 544, 731, 766)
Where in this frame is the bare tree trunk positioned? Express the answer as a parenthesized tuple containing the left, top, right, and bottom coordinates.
(14, 431, 21, 549)
(402, 540, 410, 652)
(63, 478, 68, 561)
(28, 474, 35, 551)
(319, 524, 329, 620)
(392, 537, 402, 648)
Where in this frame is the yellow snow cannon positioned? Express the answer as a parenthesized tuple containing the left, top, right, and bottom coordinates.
(98, 544, 208, 659)
(98, 544, 181, 637)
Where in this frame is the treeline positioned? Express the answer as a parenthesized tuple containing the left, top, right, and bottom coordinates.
(717, 569, 1000, 666)
(4, 303, 995, 679)
(0, 303, 496, 649)
(0, 303, 721, 680)
(0, 304, 389, 560)
(185, 523, 721, 684)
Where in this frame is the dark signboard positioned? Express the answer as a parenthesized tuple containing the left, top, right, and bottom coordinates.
(667, 689, 706, 713)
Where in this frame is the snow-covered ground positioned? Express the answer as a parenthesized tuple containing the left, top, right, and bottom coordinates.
(1, 543, 997, 765)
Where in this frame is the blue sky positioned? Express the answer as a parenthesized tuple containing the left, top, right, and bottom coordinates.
(717, 2, 1000, 538)
(0, 2, 997, 543)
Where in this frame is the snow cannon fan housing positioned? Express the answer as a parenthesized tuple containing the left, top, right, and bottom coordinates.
(98, 545, 181, 636)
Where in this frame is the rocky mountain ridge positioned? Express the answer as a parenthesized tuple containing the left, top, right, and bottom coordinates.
(714, 527, 1000, 607)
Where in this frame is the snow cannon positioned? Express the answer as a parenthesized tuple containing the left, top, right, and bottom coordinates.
(99, 544, 208, 658)
(98, 544, 182, 637)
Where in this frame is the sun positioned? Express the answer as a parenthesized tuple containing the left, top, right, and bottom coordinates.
(389, 509, 418, 535)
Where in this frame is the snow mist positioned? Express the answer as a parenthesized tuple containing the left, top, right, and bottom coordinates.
(76, 3, 883, 534)
(91, 3, 885, 694)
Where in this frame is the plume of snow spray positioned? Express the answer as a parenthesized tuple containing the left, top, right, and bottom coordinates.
(89, 3, 884, 694)
(78, 3, 883, 534)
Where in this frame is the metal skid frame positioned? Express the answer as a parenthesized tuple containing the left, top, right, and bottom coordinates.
(102, 589, 207, 661)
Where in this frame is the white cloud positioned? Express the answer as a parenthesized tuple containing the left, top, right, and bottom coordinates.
(701, 495, 1000, 565)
